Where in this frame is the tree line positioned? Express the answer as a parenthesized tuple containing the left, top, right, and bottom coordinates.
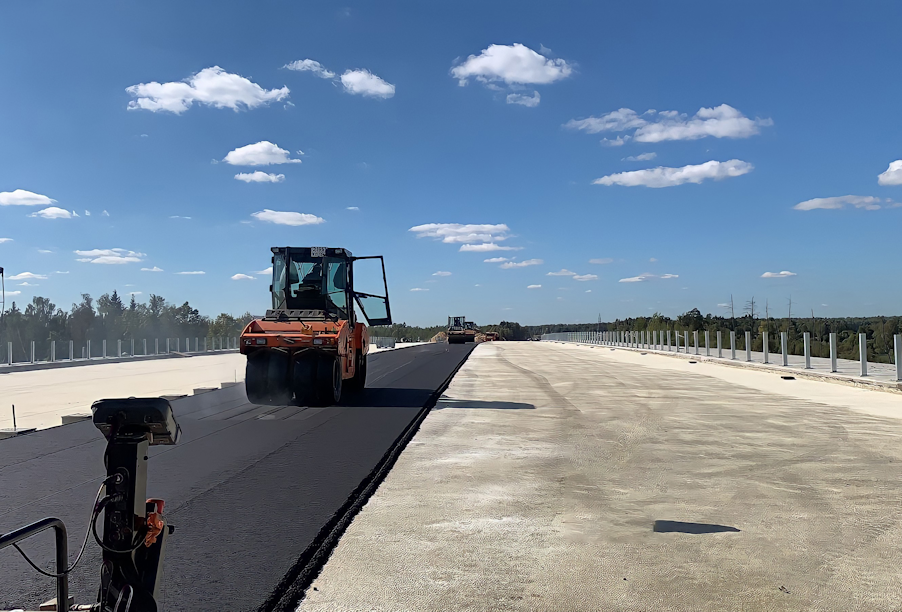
(1, 291, 254, 362)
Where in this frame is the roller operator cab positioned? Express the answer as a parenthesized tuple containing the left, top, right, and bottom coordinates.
(240, 247, 392, 406)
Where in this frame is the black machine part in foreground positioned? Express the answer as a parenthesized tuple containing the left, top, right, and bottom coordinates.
(91, 397, 180, 612)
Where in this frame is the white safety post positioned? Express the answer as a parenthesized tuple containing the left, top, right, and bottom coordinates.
(30, 341, 35, 363)
(717, 331, 722, 358)
(804, 332, 811, 369)
(781, 332, 788, 366)
(653, 330, 657, 350)
(693, 331, 699, 355)
(705, 331, 710, 357)
(102, 339, 106, 359)
(859, 333, 868, 377)
(829, 332, 837, 372)
(142, 339, 146, 356)
(675, 331, 680, 352)
(50, 341, 55, 363)
(176, 338, 180, 353)
(118, 340, 122, 358)
(166, 338, 170, 354)
(87, 340, 91, 360)
(730, 331, 736, 360)
(895, 334, 902, 381)
(69, 340, 73, 361)
(745, 331, 751, 362)
(131, 339, 135, 357)
(763, 332, 769, 364)
(667, 330, 671, 351)
(6, 342, 11, 365)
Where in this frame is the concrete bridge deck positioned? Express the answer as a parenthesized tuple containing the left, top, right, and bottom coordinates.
(300, 341, 902, 612)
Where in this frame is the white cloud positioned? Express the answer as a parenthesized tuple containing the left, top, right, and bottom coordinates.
(878, 160, 902, 186)
(38, 249, 52, 254)
(54, 271, 69, 274)
(126, 66, 289, 114)
(793, 195, 884, 211)
(527, 284, 542, 289)
(0, 238, 12, 243)
(409, 223, 511, 244)
(18, 282, 39, 286)
(170, 216, 192, 220)
(175, 271, 205, 275)
(283, 59, 336, 79)
(601, 136, 629, 147)
(594, 159, 753, 188)
(231, 273, 255, 280)
(483, 257, 509, 263)
(256, 266, 273, 275)
(141, 266, 163, 272)
(459, 243, 522, 252)
(566, 104, 772, 143)
(340, 70, 395, 98)
(129, 291, 143, 296)
(234, 171, 285, 183)
(585, 290, 592, 293)
(75, 248, 145, 264)
(451, 43, 573, 86)
(500, 259, 542, 269)
(29, 207, 73, 219)
(589, 258, 613, 265)
(410, 287, 429, 292)
(224, 141, 302, 166)
(102, 210, 109, 216)
(623, 152, 657, 162)
(432, 271, 452, 277)
(506, 91, 540, 107)
(573, 274, 598, 281)
(619, 273, 679, 283)
(761, 271, 797, 278)
(251, 209, 325, 226)
(649, 257, 657, 262)
(0, 189, 56, 206)
(5, 290, 21, 296)
(8, 272, 48, 281)
(547, 269, 575, 276)
(346, 206, 360, 211)
(85, 210, 91, 216)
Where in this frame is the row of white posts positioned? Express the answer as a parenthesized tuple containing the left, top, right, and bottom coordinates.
(541, 330, 902, 382)
(4, 337, 240, 366)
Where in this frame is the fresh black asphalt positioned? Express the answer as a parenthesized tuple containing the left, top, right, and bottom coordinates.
(0, 343, 474, 611)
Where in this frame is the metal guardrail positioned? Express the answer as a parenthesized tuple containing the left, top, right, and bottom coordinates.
(1, 336, 240, 367)
(370, 337, 396, 349)
(542, 330, 902, 382)
(0, 517, 68, 610)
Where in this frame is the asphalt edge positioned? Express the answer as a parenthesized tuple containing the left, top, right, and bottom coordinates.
(258, 344, 477, 612)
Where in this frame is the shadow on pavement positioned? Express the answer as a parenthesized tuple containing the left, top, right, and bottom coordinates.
(653, 520, 740, 534)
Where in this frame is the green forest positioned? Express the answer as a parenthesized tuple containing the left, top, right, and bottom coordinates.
(2, 291, 899, 365)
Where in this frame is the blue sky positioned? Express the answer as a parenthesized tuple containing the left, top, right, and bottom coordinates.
(1, 1, 901, 326)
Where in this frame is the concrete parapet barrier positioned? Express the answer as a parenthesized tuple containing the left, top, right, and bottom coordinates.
(0, 427, 37, 440)
(192, 387, 217, 395)
(61, 414, 91, 425)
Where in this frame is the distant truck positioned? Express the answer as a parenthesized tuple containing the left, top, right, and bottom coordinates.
(447, 316, 477, 344)
(484, 331, 501, 341)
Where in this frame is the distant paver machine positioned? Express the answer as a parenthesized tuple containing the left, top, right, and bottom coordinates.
(240, 247, 392, 406)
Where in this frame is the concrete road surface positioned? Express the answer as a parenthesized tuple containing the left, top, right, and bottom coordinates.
(300, 341, 902, 612)
(0, 343, 473, 612)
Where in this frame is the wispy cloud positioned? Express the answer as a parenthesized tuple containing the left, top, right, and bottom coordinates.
(0, 238, 13, 243)
(410, 287, 429, 292)
(623, 152, 657, 162)
(594, 159, 752, 188)
(573, 274, 598, 281)
(231, 273, 255, 280)
(409, 223, 511, 244)
(527, 284, 542, 289)
(761, 270, 796, 278)
(460, 243, 522, 252)
(251, 209, 324, 226)
(8, 272, 48, 281)
(619, 273, 678, 283)
(234, 171, 285, 183)
(566, 104, 772, 142)
(283, 59, 336, 79)
(126, 66, 289, 114)
(75, 248, 145, 264)
(29, 207, 74, 219)
(175, 271, 205, 275)
(589, 258, 613, 265)
(793, 195, 892, 211)
(483, 257, 509, 263)
(506, 91, 540, 107)
(346, 206, 360, 211)
(547, 269, 575, 276)
(141, 266, 163, 272)
(432, 271, 452, 277)
(500, 259, 542, 269)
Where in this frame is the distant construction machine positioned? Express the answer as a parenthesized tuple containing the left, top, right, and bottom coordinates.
(240, 247, 392, 406)
(447, 316, 477, 344)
